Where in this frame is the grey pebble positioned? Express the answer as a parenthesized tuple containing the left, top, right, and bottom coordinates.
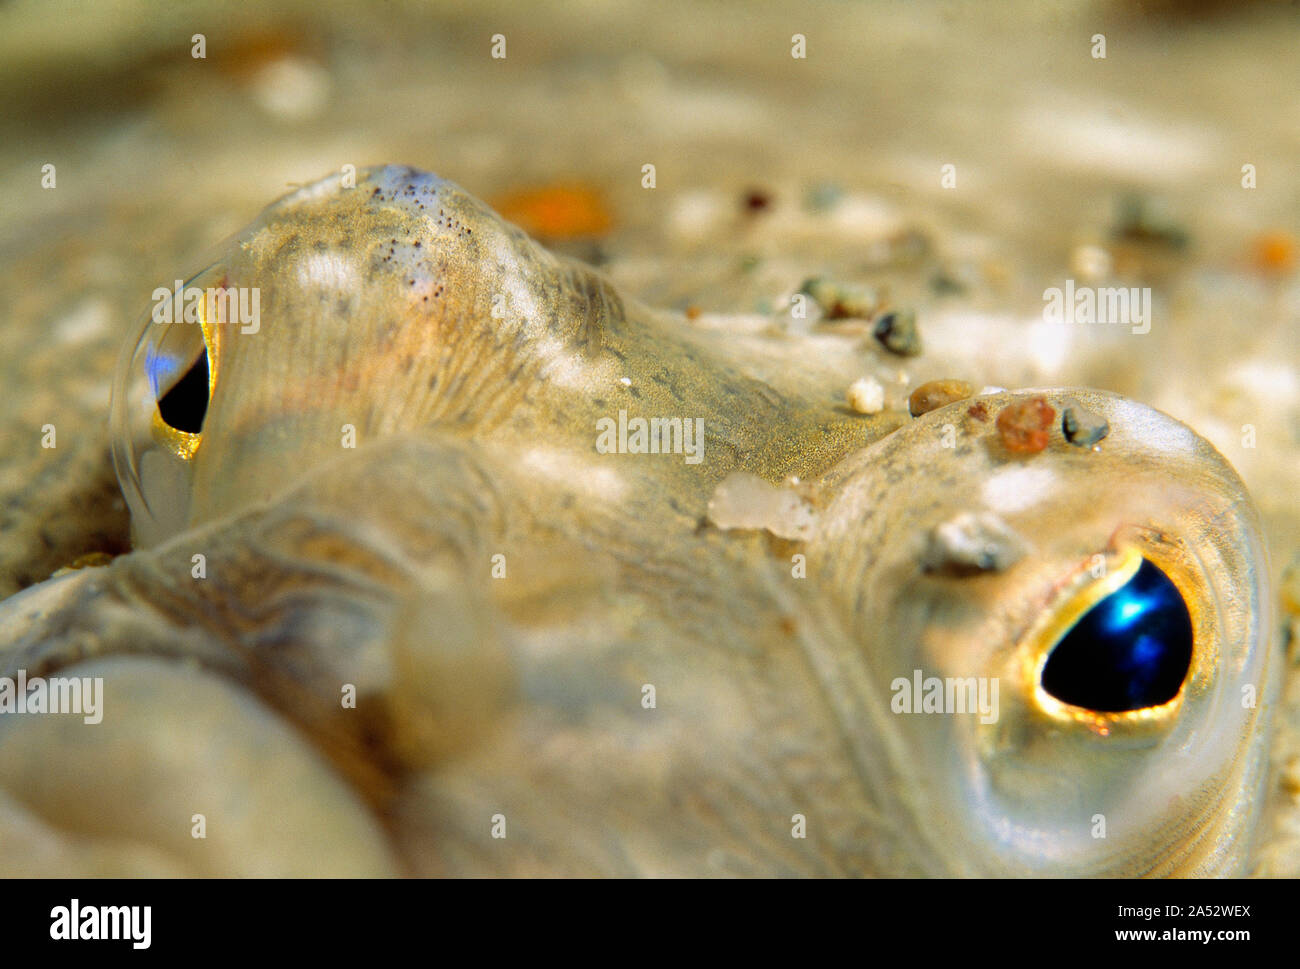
(800, 276, 882, 320)
(921, 511, 1028, 575)
(872, 308, 922, 357)
(1062, 400, 1110, 447)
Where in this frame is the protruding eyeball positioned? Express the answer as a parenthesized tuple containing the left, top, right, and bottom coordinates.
(112, 165, 588, 549)
(111, 268, 222, 547)
(812, 388, 1278, 876)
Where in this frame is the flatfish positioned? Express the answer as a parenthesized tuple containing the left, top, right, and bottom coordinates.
(0, 166, 1278, 876)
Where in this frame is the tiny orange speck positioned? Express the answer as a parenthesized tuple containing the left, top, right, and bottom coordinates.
(1253, 230, 1296, 275)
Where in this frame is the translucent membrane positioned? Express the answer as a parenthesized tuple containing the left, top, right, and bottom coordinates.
(110, 272, 211, 546)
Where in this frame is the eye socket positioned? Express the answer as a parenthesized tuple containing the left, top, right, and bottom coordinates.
(1040, 557, 1193, 713)
(156, 349, 210, 434)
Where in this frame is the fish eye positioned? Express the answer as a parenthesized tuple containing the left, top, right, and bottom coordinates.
(1022, 538, 1216, 739)
(1039, 555, 1193, 713)
(813, 388, 1278, 874)
(111, 271, 220, 547)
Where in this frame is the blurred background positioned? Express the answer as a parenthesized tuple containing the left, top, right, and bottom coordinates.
(0, 0, 1297, 865)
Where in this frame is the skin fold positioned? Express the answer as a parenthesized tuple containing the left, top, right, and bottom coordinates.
(0, 166, 1280, 876)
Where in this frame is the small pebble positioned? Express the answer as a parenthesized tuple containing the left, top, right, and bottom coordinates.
(1061, 400, 1110, 447)
(1253, 230, 1297, 276)
(908, 379, 973, 417)
(1070, 244, 1112, 281)
(668, 189, 725, 240)
(247, 56, 331, 121)
(804, 181, 844, 213)
(1111, 194, 1189, 250)
(929, 268, 967, 295)
(872, 308, 922, 357)
(846, 376, 885, 414)
(800, 276, 882, 320)
(995, 396, 1055, 453)
(864, 228, 931, 268)
(922, 511, 1028, 575)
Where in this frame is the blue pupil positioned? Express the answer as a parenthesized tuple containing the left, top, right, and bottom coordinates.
(1040, 558, 1193, 712)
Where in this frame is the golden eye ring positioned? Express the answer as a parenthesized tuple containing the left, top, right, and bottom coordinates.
(149, 282, 222, 460)
(1020, 531, 1216, 737)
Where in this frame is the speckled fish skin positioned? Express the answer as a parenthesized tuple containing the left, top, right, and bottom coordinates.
(0, 166, 1280, 876)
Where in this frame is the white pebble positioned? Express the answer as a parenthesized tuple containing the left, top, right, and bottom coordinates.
(846, 377, 885, 414)
(1071, 244, 1112, 282)
(249, 57, 331, 121)
(668, 190, 725, 242)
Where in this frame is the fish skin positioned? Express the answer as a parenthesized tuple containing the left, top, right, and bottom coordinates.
(0, 166, 1279, 876)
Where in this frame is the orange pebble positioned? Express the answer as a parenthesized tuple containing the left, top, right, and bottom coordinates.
(491, 183, 613, 241)
(996, 397, 1055, 453)
(1253, 231, 1297, 275)
(908, 379, 973, 417)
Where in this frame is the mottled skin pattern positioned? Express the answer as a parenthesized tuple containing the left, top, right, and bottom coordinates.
(0, 167, 1279, 876)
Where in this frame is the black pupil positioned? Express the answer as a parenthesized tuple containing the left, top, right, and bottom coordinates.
(157, 351, 210, 434)
(1040, 558, 1193, 713)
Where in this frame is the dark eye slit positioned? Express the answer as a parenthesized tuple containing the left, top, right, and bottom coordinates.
(158, 351, 210, 434)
